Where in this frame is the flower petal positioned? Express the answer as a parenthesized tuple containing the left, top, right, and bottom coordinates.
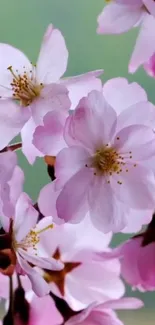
(36, 24, 68, 83)
(116, 101, 155, 132)
(88, 177, 128, 233)
(30, 83, 70, 125)
(1, 166, 24, 219)
(21, 117, 44, 165)
(122, 208, 152, 233)
(17, 255, 50, 296)
(55, 146, 90, 190)
(143, 0, 155, 16)
(113, 125, 155, 161)
(18, 248, 63, 271)
(97, 3, 143, 34)
(33, 110, 67, 156)
(56, 168, 92, 223)
(129, 14, 155, 73)
(111, 166, 155, 209)
(61, 70, 103, 110)
(0, 43, 31, 97)
(14, 193, 38, 242)
(0, 151, 17, 183)
(103, 78, 147, 116)
(38, 182, 62, 224)
(64, 90, 117, 150)
(101, 297, 144, 310)
(0, 100, 30, 150)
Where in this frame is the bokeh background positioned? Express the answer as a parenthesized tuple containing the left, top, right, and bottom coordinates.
(0, 0, 154, 323)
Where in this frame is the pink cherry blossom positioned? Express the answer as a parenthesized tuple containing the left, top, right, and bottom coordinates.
(38, 78, 154, 234)
(66, 297, 143, 325)
(114, 236, 155, 291)
(41, 90, 155, 233)
(97, 0, 155, 73)
(0, 24, 102, 162)
(0, 193, 63, 296)
(37, 216, 124, 311)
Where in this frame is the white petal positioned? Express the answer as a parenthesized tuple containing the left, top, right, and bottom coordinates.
(36, 24, 68, 83)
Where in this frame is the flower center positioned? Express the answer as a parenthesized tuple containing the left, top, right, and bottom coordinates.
(43, 248, 81, 296)
(89, 142, 137, 184)
(91, 146, 120, 176)
(13, 224, 53, 252)
(7, 65, 43, 106)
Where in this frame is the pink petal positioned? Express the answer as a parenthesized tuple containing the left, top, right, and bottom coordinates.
(18, 248, 63, 271)
(88, 310, 124, 325)
(138, 243, 155, 288)
(33, 110, 67, 156)
(61, 70, 103, 110)
(29, 295, 63, 325)
(0, 100, 30, 150)
(1, 166, 24, 218)
(64, 90, 117, 150)
(21, 117, 44, 165)
(97, 3, 143, 34)
(56, 168, 92, 223)
(30, 83, 70, 125)
(101, 297, 144, 310)
(0, 151, 17, 183)
(116, 101, 155, 131)
(115, 0, 143, 5)
(17, 255, 50, 296)
(119, 238, 144, 287)
(55, 146, 90, 190)
(88, 177, 128, 233)
(129, 14, 155, 73)
(122, 208, 153, 233)
(69, 214, 112, 252)
(8, 166, 24, 208)
(143, 53, 155, 78)
(103, 78, 147, 116)
(65, 303, 96, 325)
(36, 24, 68, 83)
(0, 43, 32, 97)
(111, 165, 155, 209)
(38, 182, 62, 223)
(66, 259, 124, 308)
(14, 193, 38, 242)
(143, 0, 155, 17)
(113, 125, 155, 160)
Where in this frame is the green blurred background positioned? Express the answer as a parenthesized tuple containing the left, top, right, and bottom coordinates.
(0, 0, 155, 323)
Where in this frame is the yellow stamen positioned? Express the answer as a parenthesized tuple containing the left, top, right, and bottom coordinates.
(7, 65, 43, 106)
(36, 224, 54, 234)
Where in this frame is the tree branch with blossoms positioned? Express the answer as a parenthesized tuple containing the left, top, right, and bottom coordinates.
(0, 0, 155, 324)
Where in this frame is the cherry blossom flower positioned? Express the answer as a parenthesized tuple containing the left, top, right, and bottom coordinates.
(0, 24, 102, 163)
(110, 214, 155, 291)
(34, 76, 155, 158)
(36, 216, 124, 310)
(66, 298, 143, 325)
(38, 78, 154, 233)
(97, 0, 155, 73)
(118, 237, 155, 291)
(39, 90, 155, 233)
(0, 193, 63, 296)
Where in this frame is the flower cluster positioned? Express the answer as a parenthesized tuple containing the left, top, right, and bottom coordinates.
(0, 2, 155, 324)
